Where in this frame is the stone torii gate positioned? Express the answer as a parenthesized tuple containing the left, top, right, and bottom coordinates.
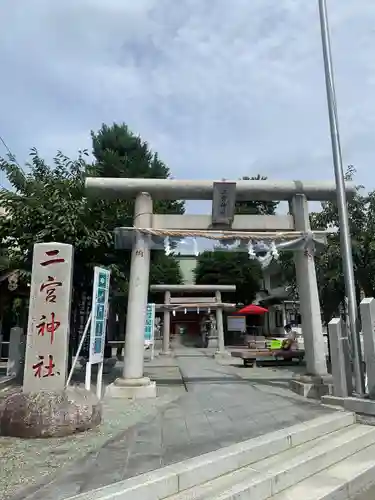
(150, 284, 236, 355)
(85, 177, 356, 399)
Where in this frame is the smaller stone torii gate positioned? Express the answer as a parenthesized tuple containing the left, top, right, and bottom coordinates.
(85, 177, 356, 399)
(150, 284, 236, 355)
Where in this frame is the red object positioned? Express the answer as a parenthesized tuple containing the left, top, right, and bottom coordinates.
(40, 249, 65, 267)
(236, 304, 268, 315)
(36, 312, 61, 345)
(32, 354, 60, 378)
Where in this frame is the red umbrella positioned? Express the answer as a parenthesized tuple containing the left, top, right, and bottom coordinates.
(236, 304, 268, 315)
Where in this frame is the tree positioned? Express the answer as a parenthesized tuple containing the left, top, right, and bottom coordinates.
(235, 175, 279, 215)
(195, 175, 278, 304)
(87, 123, 184, 293)
(0, 148, 96, 286)
(0, 123, 183, 342)
(194, 251, 262, 305)
(280, 166, 375, 324)
(193, 175, 279, 304)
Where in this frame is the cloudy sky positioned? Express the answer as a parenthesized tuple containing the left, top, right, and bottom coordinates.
(1, 0, 375, 208)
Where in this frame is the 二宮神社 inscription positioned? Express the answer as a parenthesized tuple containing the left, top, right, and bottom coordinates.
(23, 243, 74, 393)
(211, 181, 236, 225)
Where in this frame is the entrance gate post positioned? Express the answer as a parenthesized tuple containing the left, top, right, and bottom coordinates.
(123, 192, 152, 380)
(162, 290, 171, 355)
(215, 290, 226, 355)
(108, 192, 156, 398)
(291, 194, 327, 376)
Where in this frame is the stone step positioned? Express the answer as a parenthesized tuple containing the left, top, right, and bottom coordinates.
(269, 442, 375, 500)
(165, 423, 375, 499)
(66, 412, 355, 500)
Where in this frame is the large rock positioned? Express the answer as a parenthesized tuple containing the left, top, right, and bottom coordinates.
(0, 386, 102, 438)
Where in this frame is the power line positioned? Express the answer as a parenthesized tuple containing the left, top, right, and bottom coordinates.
(0, 134, 23, 170)
(0, 134, 22, 190)
(0, 135, 13, 157)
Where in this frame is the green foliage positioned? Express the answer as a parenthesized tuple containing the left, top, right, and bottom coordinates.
(0, 148, 96, 287)
(193, 174, 278, 304)
(0, 247, 10, 274)
(235, 175, 279, 215)
(194, 251, 262, 305)
(150, 252, 182, 285)
(0, 123, 183, 298)
(92, 123, 171, 179)
(280, 166, 375, 324)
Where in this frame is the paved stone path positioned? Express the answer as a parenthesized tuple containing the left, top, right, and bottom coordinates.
(12, 348, 335, 500)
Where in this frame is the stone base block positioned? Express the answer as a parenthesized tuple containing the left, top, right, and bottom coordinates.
(207, 337, 219, 349)
(290, 374, 333, 399)
(213, 350, 231, 359)
(322, 395, 375, 416)
(171, 335, 183, 348)
(159, 350, 173, 357)
(0, 386, 102, 438)
(106, 377, 156, 399)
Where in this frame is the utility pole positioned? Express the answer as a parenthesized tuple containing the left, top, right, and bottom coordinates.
(318, 0, 365, 395)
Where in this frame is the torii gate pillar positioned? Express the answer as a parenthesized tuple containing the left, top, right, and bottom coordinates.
(291, 195, 327, 377)
(107, 192, 156, 399)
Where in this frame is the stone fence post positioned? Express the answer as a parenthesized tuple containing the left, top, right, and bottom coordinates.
(7, 327, 25, 378)
(328, 318, 352, 398)
(360, 298, 375, 398)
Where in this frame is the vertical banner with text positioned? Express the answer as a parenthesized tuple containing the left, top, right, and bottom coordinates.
(23, 243, 74, 393)
(89, 267, 111, 365)
(144, 303, 156, 347)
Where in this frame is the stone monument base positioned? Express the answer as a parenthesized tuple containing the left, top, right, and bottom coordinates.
(289, 373, 333, 399)
(105, 376, 156, 399)
(0, 386, 102, 438)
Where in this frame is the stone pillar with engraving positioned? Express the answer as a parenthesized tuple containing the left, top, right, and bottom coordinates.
(0, 242, 103, 439)
(106, 192, 157, 399)
(211, 181, 237, 227)
(23, 242, 74, 393)
(291, 195, 327, 376)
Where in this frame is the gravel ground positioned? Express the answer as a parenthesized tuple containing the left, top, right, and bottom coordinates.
(0, 356, 184, 500)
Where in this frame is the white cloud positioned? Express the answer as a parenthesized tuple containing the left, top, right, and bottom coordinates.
(1, 0, 375, 203)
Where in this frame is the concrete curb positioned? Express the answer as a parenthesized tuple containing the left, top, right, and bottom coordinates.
(0, 375, 16, 390)
(322, 395, 375, 416)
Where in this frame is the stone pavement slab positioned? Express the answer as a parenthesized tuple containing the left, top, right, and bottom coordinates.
(8, 348, 337, 500)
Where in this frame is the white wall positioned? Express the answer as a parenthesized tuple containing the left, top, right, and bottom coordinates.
(176, 256, 198, 284)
